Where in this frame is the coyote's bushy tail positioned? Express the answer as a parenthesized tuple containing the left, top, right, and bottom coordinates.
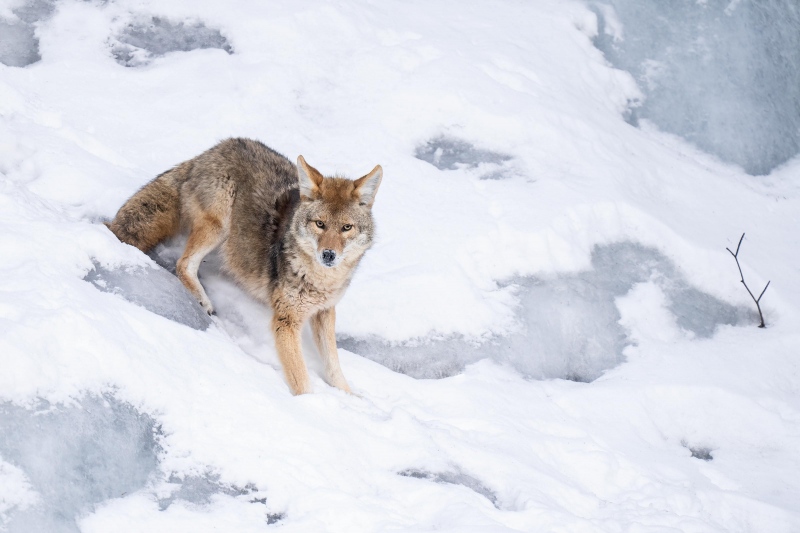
(108, 163, 187, 252)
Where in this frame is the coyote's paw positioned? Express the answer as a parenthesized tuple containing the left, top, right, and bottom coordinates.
(336, 382, 353, 395)
(326, 371, 352, 395)
(199, 299, 214, 316)
(289, 382, 312, 396)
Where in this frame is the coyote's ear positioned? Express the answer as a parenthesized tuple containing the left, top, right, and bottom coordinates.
(353, 165, 382, 207)
(297, 155, 324, 200)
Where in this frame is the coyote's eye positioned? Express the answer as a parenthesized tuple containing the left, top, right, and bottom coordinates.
(315, 220, 325, 229)
(342, 224, 353, 231)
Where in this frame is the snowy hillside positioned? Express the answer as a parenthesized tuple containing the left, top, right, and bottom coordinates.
(1, 0, 799, 531)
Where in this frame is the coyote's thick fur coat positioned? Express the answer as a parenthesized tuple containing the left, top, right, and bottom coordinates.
(109, 138, 382, 395)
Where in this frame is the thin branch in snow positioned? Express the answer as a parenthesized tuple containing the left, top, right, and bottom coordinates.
(726, 233, 770, 328)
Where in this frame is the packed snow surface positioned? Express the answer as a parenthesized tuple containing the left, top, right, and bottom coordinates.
(1, 0, 799, 532)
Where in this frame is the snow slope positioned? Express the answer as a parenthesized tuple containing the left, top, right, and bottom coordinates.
(1, 0, 799, 531)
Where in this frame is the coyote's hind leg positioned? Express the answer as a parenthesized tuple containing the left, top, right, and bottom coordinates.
(177, 216, 224, 315)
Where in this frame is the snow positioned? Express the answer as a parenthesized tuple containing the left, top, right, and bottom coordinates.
(1, 0, 799, 531)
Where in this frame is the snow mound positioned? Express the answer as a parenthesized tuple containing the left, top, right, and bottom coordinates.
(0, 0, 56, 67)
(84, 261, 213, 331)
(0, 395, 160, 533)
(340, 242, 752, 381)
(415, 135, 513, 179)
(111, 16, 233, 67)
(592, 0, 800, 175)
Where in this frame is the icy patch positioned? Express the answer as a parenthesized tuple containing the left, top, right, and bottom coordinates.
(111, 17, 233, 67)
(266, 512, 285, 524)
(683, 441, 714, 462)
(339, 334, 483, 380)
(0, 395, 160, 533)
(415, 135, 513, 179)
(84, 260, 213, 330)
(690, 447, 714, 462)
(0, 0, 56, 67)
(591, 0, 800, 175)
(0, 395, 268, 531)
(158, 473, 265, 511)
(0, 20, 40, 67)
(340, 242, 753, 381)
(11, 0, 57, 24)
(399, 469, 498, 508)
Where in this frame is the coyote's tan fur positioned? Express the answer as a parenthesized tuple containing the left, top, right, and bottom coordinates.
(109, 138, 382, 395)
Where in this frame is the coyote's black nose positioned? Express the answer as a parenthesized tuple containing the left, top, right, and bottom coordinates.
(322, 249, 336, 265)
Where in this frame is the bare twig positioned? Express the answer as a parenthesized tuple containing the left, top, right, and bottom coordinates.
(726, 233, 770, 328)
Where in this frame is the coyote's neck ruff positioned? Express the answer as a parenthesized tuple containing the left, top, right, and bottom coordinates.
(109, 138, 382, 395)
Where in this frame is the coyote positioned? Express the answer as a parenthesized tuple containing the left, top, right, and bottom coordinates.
(108, 138, 382, 395)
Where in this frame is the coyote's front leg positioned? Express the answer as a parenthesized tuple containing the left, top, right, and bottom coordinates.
(310, 307, 352, 393)
(271, 312, 311, 395)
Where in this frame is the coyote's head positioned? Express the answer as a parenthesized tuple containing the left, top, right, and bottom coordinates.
(293, 155, 382, 269)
